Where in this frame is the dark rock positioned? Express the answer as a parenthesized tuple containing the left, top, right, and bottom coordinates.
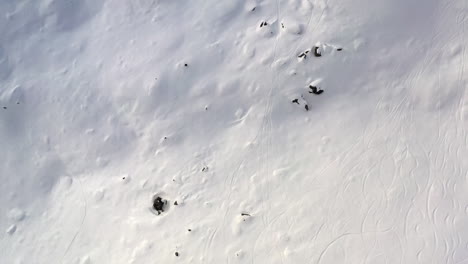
(309, 85, 324, 95)
(153, 196, 167, 214)
(313, 46, 322, 57)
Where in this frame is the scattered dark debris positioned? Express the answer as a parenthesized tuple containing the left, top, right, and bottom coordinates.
(251, 7, 256, 12)
(337, 48, 343, 51)
(2, 106, 6, 109)
(241, 213, 251, 216)
(201, 166, 209, 172)
(174, 201, 178, 206)
(313, 46, 322, 57)
(175, 252, 179, 257)
(260, 21, 268, 28)
(184, 63, 188, 67)
(281, 23, 285, 29)
(309, 85, 324, 95)
(305, 104, 309, 111)
(292, 99, 299, 104)
(298, 50, 310, 59)
(153, 196, 168, 214)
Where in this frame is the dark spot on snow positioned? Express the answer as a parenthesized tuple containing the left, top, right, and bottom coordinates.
(281, 23, 284, 29)
(260, 21, 268, 28)
(202, 166, 208, 172)
(164, 136, 167, 140)
(174, 201, 178, 206)
(309, 85, 324, 95)
(292, 99, 299, 104)
(337, 48, 343, 51)
(2, 106, 6, 109)
(175, 252, 179, 257)
(122, 177, 125, 180)
(313, 46, 322, 57)
(188, 229, 192, 232)
(298, 50, 310, 59)
(153, 196, 167, 214)
(184, 64, 188, 67)
(305, 104, 309, 111)
(241, 213, 251, 216)
(251, 7, 256, 12)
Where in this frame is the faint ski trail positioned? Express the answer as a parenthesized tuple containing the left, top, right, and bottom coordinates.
(61, 176, 87, 263)
(291, 0, 329, 57)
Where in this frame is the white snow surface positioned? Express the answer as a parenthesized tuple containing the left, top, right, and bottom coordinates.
(1, 0, 468, 263)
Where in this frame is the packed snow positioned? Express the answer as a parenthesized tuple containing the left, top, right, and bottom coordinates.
(1, 0, 468, 263)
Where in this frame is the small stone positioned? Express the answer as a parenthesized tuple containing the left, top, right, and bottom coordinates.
(188, 229, 192, 232)
(2, 106, 6, 109)
(175, 252, 179, 257)
(184, 64, 188, 67)
(174, 201, 178, 206)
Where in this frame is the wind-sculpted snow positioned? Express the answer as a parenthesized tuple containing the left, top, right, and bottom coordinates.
(1, 0, 468, 263)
